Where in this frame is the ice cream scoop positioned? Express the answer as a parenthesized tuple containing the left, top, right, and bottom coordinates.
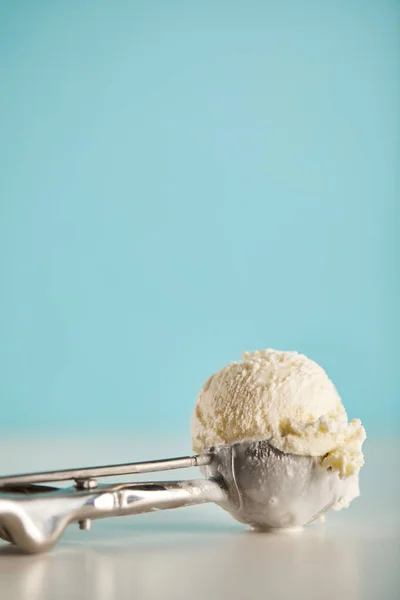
(0, 437, 357, 553)
(0, 349, 365, 553)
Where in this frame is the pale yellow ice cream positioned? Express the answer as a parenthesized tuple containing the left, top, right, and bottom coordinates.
(192, 349, 366, 480)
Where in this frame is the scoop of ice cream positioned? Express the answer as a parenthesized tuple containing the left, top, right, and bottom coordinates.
(191, 349, 366, 481)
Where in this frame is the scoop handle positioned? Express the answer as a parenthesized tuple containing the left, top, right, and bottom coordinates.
(0, 479, 225, 554)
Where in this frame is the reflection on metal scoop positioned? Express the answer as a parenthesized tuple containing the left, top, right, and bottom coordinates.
(0, 440, 354, 554)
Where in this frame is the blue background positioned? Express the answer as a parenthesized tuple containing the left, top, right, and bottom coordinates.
(0, 0, 399, 436)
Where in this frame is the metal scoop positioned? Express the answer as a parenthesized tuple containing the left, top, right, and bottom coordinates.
(0, 439, 353, 554)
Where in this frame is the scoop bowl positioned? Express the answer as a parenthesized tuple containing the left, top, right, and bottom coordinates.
(203, 439, 357, 529)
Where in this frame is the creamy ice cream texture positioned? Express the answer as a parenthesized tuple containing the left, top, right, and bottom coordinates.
(192, 349, 366, 508)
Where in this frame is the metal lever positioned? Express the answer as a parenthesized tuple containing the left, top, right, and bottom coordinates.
(0, 454, 211, 487)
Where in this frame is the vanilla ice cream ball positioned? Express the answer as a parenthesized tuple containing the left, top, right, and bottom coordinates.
(192, 350, 366, 480)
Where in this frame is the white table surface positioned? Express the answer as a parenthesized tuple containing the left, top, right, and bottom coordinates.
(0, 434, 398, 600)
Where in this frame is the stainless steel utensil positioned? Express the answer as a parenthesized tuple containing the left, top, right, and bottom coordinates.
(0, 439, 354, 554)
